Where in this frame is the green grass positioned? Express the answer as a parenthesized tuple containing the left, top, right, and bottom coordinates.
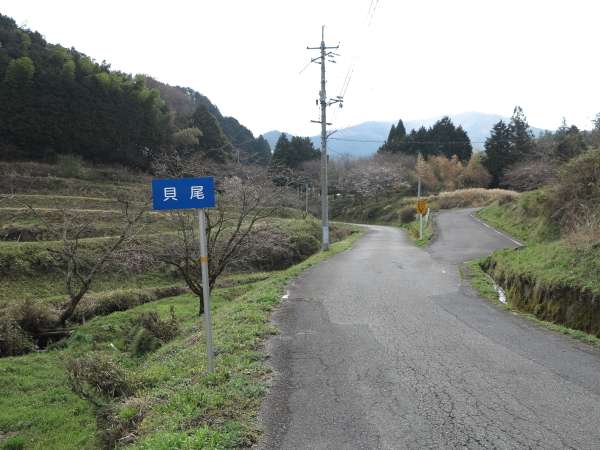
(464, 259, 600, 347)
(485, 241, 600, 296)
(477, 192, 600, 337)
(463, 260, 499, 303)
(0, 227, 364, 449)
(476, 191, 559, 244)
(401, 216, 434, 247)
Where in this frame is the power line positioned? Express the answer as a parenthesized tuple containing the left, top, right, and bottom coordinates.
(328, 137, 508, 145)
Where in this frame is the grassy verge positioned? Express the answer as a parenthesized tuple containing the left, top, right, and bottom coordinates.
(464, 259, 600, 347)
(475, 191, 559, 244)
(401, 215, 434, 247)
(0, 227, 364, 450)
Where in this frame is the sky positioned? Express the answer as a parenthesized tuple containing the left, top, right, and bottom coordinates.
(2, 0, 600, 137)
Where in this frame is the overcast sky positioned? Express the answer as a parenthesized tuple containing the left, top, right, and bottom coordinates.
(3, 0, 600, 136)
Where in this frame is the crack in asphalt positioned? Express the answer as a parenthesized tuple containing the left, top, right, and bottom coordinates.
(257, 209, 600, 449)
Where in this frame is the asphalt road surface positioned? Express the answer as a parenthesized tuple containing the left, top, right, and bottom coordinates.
(258, 208, 600, 450)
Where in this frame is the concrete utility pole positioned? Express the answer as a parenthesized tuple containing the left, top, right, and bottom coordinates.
(308, 26, 342, 251)
(418, 176, 423, 240)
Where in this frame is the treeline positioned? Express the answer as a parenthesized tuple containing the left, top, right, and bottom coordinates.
(378, 107, 600, 191)
(0, 14, 271, 170)
(483, 107, 599, 189)
(378, 116, 472, 161)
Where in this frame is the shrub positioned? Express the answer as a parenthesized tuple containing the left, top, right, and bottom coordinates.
(66, 353, 134, 406)
(0, 318, 33, 357)
(127, 307, 179, 356)
(547, 148, 600, 232)
(399, 206, 415, 224)
(96, 398, 147, 449)
(501, 159, 557, 192)
(138, 307, 179, 342)
(10, 299, 58, 336)
(55, 154, 86, 178)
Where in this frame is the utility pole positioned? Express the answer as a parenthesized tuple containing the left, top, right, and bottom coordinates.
(305, 182, 309, 216)
(418, 176, 423, 240)
(308, 26, 342, 251)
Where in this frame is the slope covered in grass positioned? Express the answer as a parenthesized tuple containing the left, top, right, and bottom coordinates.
(0, 230, 362, 449)
(477, 186, 600, 337)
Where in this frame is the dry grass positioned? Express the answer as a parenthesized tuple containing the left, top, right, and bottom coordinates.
(430, 188, 519, 209)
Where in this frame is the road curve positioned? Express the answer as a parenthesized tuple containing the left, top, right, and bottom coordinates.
(257, 208, 600, 450)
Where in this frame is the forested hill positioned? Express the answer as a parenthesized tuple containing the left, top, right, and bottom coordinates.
(0, 14, 270, 169)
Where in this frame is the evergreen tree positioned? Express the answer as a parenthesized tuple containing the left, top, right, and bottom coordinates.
(378, 119, 407, 153)
(508, 106, 535, 160)
(482, 120, 513, 187)
(555, 123, 587, 161)
(271, 134, 319, 169)
(271, 134, 292, 167)
(248, 135, 272, 166)
(189, 104, 232, 163)
(401, 117, 472, 160)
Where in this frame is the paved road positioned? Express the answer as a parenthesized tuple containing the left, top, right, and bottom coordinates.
(258, 209, 600, 450)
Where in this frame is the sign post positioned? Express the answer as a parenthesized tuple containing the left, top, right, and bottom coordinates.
(152, 177, 216, 373)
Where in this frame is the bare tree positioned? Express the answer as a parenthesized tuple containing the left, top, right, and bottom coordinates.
(145, 162, 285, 315)
(335, 154, 410, 201)
(7, 195, 148, 327)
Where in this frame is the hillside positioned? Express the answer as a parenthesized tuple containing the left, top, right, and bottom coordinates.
(0, 159, 359, 448)
(475, 151, 600, 337)
(264, 112, 547, 158)
(0, 14, 270, 168)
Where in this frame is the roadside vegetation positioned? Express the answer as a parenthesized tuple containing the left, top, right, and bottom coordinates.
(0, 233, 362, 449)
(0, 157, 361, 449)
(476, 149, 600, 338)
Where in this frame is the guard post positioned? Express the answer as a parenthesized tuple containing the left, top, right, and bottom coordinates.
(151, 176, 216, 373)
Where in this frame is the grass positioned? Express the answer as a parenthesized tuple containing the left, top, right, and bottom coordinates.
(401, 215, 434, 247)
(476, 190, 559, 244)
(464, 259, 600, 347)
(487, 241, 600, 296)
(475, 191, 600, 338)
(0, 227, 364, 450)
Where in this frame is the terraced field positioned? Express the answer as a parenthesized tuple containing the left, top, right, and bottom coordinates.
(0, 163, 359, 449)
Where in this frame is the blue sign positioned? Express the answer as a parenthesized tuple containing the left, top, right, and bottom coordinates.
(152, 177, 216, 210)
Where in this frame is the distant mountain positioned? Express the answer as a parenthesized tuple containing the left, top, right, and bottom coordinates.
(263, 130, 293, 151)
(264, 112, 546, 158)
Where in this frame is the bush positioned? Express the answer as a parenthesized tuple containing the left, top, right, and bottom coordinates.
(96, 398, 147, 449)
(138, 307, 179, 342)
(547, 148, 600, 232)
(127, 307, 179, 356)
(55, 154, 86, 179)
(10, 299, 58, 336)
(501, 159, 557, 192)
(399, 206, 415, 224)
(0, 319, 33, 357)
(66, 353, 134, 405)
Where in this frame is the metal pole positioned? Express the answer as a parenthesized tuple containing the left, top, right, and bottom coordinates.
(305, 182, 309, 216)
(197, 209, 214, 373)
(418, 176, 423, 240)
(320, 25, 330, 250)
